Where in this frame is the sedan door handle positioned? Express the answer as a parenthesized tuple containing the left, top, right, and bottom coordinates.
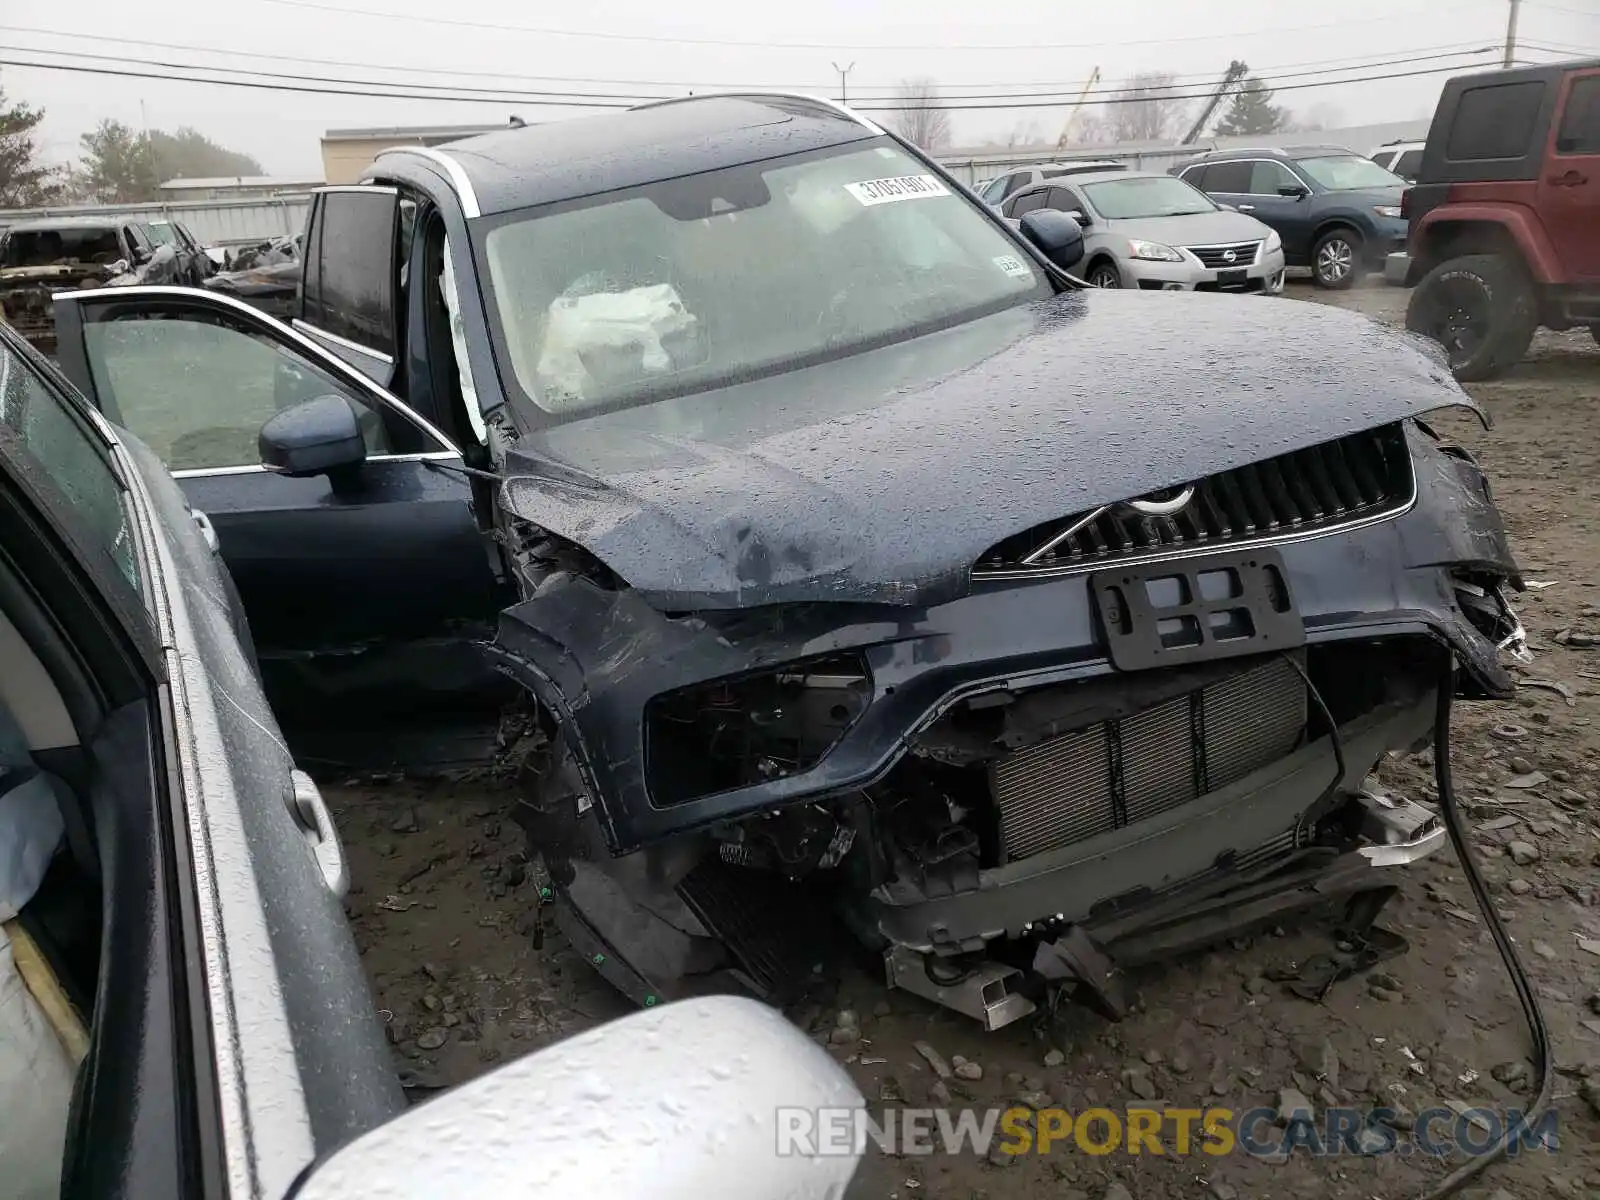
(1548, 169, 1588, 186)
(1237, 203, 1256, 211)
(286, 769, 349, 897)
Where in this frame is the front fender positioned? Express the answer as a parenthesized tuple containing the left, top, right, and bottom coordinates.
(1414, 204, 1562, 283)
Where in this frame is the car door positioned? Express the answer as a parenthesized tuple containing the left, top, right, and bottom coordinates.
(1543, 69, 1600, 281)
(50, 287, 507, 727)
(1239, 160, 1315, 260)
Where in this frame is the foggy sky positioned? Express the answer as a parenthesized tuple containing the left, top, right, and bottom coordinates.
(7, 0, 1596, 177)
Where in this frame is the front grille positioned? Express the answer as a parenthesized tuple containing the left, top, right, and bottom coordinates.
(976, 424, 1412, 576)
(1187, 241, 1261, 269)
(990, 656, 1306, 861)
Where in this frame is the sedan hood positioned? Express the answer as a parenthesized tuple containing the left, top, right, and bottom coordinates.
(501, 290, 1473, 611)
(1103, 210, 1274, 245)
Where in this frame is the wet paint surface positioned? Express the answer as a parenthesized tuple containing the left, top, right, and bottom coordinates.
(501, 289, 1478, 610)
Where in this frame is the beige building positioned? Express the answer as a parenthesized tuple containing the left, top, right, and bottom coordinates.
(320, 123, 509, 185)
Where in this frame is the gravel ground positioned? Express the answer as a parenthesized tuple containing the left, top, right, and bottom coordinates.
(328, 278, 1600, 1199)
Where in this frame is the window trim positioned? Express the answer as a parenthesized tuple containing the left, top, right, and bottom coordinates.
(57, 285, 460, 481)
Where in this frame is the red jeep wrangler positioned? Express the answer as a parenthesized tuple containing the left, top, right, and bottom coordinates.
(1394, 58, 1600, 381)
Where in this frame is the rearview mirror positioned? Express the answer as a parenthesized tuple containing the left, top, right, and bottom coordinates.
(290, 996, 865, 1200)
(260, 395, 367, 481)
(1278, 185, 1310, 199)
(1018, 209, 1086, 271)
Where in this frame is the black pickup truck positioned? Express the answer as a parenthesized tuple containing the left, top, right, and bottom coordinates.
(47, 93, 1522, 1030)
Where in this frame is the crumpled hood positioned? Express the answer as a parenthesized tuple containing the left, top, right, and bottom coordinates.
(501, 289, 1474, 611)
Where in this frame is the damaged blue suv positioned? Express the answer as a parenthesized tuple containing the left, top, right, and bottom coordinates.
(49, 93, 1524, 1031)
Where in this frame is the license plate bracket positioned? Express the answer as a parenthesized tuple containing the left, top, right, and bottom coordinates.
(1091, 549, 1305, 671)
(1217, 267, 1248, 287)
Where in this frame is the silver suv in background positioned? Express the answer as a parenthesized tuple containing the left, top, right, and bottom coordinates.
(977, 159, 1130, 207)
(1369, 140, 1426, 182)
(1002, 169, 1287, 293)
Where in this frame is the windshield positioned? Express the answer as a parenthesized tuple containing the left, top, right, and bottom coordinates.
(143, 224, 176, 246)
(1296, 155, 1405, 191)
(1082, 176, 1217, 219)
(482, 139, 1049, 417)
(1, 228, 123, 269)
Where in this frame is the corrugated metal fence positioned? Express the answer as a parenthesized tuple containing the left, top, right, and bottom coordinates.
(0, 194, 311, 248)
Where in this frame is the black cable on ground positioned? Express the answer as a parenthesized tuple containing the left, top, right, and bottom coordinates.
(1416, 676, 1554, 1199)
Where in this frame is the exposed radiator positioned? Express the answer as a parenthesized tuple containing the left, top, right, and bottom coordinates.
(991, 656, 1307, 861)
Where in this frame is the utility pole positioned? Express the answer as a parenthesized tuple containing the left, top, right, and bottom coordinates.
(832, 61, 856, 104)
(1504, 0, 1522, 67)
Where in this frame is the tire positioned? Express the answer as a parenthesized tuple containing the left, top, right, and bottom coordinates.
(1404, 253, 1538, 383)
(1312, 227, 1362, 289)
(1085, 259, 1122, 289)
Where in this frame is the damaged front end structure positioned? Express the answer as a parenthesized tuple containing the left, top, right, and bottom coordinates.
(493, 417, 1523, 1029)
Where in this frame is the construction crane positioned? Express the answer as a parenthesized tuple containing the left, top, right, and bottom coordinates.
(1180, 60, 1249, 145)
(1056, 66, 1102, 150)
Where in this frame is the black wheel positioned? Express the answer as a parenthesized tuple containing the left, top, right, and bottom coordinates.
(1405, 253, 1537, 382)
(1312, 227, 1363, 289)
(1085, 259, 1122, 289)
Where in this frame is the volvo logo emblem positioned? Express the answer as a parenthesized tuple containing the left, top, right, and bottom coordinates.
(1221, 249, 1238, 264)
(1125, 485, 1195, 517)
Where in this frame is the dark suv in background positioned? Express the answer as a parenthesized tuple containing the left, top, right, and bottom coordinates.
(1395, 58, 1600, 380)
(1173, 145, 1408, 288)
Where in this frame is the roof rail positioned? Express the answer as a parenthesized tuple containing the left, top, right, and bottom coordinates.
(629, 91, 883, 135)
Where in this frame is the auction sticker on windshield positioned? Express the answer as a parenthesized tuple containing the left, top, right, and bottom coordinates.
(845, 175, 950, 206)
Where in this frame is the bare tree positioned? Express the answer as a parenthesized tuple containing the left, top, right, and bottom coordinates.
(890, 78, 953, 153)
(1100, 72, 1193, 143)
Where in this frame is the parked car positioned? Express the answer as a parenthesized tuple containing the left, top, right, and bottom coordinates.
(0, 217, 181, 353)
(1172, 145, 1409, 288)
(977, 159, 1131, 206)
(136, 218, 214, 286)
(1394, 58, 1600, 380)
(51, 93, 1522, 1036)
(1369, 139, 1426, 182)
(203, 256, 301, 321)
(1000, 169, 1286, 293)
(0, 316, 864, 1200)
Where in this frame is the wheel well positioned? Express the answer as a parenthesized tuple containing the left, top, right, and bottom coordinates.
(1083, 253, 1118, 276)
(1312, 220, 1363, 247)
(1413, 220, 1524, 277)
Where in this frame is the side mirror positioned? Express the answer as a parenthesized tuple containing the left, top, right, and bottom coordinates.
(289, 996, 864, 1200)
(1018, 208, 1086, 271)
(1278, 185, 1310, 199)
(259, 395, 367, 480)
(1064, 209, 1089, 225)
(1216, 202, 1238, 213)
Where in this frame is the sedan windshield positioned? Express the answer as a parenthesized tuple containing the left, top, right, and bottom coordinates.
(1296, 155, 1405, 191)
(1082, 176, 1216, 219)
(482, 139, 1049, 416)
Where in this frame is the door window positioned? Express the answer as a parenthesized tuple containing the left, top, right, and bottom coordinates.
(82, 313, 394, 473)
(1006, 191, 1046, 217)
(1199, 161, 1252, 193)
(1045, 187, 1077, 212)
(1246, 160, 1302, 195)
(1394, 149, 1423, 179)
(1557, 76, 1600, 155)
(302, 189, 399, 356)
(0, 340, 138, 590)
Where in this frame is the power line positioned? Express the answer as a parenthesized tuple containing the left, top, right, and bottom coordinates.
(0, 23, 1508, 96)
(852, 61, 1513, 110)
(0, 50, 1510, 110)
(4, 40, 1500, 105)
(7, 44, 668, 102)
(1526, 1, 1600, 17)
(238, 0, 1496, 53)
